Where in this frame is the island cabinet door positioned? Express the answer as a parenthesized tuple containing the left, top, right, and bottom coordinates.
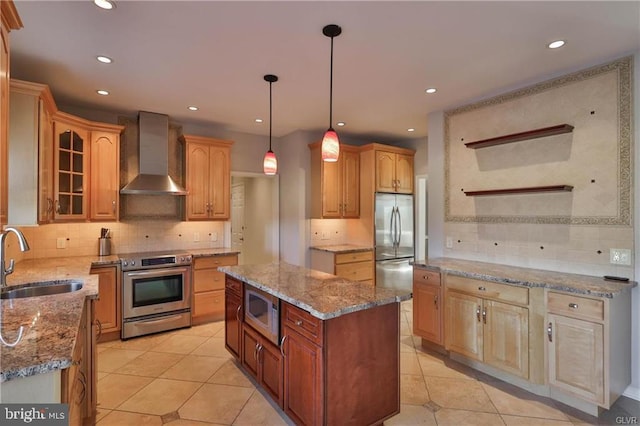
(241, 325, 260, 379)
(259, 337, 283, 408)
(283, 325, 324, 426)
(224, 287, 242, 359)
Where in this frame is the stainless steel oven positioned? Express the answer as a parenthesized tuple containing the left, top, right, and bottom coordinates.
(120, 251, 192, 339)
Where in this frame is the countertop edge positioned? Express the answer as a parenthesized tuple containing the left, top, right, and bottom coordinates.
(413, 259, 637, 298)
(309, 245, 374, 254)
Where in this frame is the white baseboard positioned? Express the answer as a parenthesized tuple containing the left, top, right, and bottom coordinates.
(623, 385, 640, 401)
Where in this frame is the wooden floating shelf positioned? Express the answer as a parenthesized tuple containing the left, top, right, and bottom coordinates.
(464, 124, 574, 149)
(464, 185, 574, 196)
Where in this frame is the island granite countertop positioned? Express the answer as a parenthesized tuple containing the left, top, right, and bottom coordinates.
(1, 256, 107, 383)
(413, 257, 637, 298)
(219, 262, 410, 320)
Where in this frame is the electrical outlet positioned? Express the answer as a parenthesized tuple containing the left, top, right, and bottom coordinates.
(211, 232, 218, 242)
(321, 231, 329, 240)
(56, 237, 66, 249)
(446, 236, 453, 249)
(193, 232, 200, 242)
(610, 248, 632, 265)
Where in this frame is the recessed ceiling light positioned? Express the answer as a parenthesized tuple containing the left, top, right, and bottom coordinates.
(425, 88, 437, 94)
(188, 106, 198, 111)
(548, 40, 565, 49)
(94, 0, 115, 10)
(337, 122, 345, 127)
(255, 118, 263, 123)
(96, 55, 112, 64)
(407, 128, 415, 132)
(96, 90, 109, 96)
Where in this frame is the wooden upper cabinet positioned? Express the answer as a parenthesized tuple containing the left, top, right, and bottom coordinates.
(182, 135, 233, 221)
(0, 1, 23, 225)
(90, 129, 122, 221)
(375, 150, 414, 194)
(309, 142, 360, 219)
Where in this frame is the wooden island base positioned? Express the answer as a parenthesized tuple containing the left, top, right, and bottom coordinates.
(224, 274, 402, 426)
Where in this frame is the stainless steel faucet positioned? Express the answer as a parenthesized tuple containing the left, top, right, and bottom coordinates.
(0, 227, 31, 288)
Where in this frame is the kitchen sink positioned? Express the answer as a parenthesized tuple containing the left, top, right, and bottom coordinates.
(0, 280, 83, 299)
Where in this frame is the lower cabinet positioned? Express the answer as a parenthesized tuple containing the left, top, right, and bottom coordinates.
(241, 324, 283, 407)
(61, 298, 96, 426)
(90, 265, 120, 342)
(412, 268, 443, 345)
(445, 276, 529, 379)
(224, 276, 242, 359)
(193, 254, 238, 324)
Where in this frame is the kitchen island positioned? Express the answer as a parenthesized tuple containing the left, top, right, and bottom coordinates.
(219, 262, 411, 426)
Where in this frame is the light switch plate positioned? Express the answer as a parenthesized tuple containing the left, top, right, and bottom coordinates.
(446, 236, 453, 249)
(56, 237, 66, 249)
(321, 231, 330, 240)
(610, 248, 632, 265)
(193, 232, 200, 242)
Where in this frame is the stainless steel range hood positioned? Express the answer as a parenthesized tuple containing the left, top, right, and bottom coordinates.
(120, 111, 187, 195)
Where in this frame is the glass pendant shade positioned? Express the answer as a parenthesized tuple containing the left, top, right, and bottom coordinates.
(321, 129, 340, 162)
(263, 149, 277, 175)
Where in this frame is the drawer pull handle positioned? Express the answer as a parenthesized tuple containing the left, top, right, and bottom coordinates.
(423, 275, 429, 280)
(476, 306, 481, 322)
(478, 286, 486, 291)
(434, 295, 438, 309)
(547, 322, 553, 342)
(568, 303, 578, 309)
(295, 320, 303, 326)
(482, 309, 487, 324)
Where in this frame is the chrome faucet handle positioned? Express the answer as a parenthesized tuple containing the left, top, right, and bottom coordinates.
(0, 325, 24, 347)
(4, 259, 15, 275)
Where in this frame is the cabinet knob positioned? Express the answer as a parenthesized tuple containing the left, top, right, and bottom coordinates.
(478, 286, 486, 291)
(423, 275, 429, 280)
(568, 303, 578, 309)
(295, 320, 303, 327)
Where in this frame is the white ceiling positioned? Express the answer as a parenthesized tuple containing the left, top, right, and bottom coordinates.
(9, 1, 640, 141)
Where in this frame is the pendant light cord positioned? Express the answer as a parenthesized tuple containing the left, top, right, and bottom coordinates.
(269, 80, 273, 151)
(329, 35, 334, 130)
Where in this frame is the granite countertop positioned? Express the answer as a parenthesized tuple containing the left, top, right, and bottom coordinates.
(309, 244, 373, 254)
(413, 258, 637, 298)
(1, 256, 103, 383)
(219, 262, 410, 320)
(189, 248, 240, 258)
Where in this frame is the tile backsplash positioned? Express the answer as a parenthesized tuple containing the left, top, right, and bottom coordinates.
(5, 220, 227, 261)
(444, 222, 634, 279)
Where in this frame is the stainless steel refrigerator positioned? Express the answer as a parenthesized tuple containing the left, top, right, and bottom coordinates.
(375, 193, 414, 291)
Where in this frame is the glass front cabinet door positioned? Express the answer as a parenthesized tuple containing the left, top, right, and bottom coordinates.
(53, 119, 89, 220)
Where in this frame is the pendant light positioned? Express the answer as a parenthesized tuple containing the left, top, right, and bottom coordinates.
(263, 74, 278, 175)
(321, 24, 342, 162)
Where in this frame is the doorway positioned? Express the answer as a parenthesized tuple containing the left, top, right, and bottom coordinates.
(230, 173, 280, 265)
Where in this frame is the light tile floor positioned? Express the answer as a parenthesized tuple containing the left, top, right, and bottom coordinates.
(97, 301, 639, 425)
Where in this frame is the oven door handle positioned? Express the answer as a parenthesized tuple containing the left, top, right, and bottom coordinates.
(132, 314, 185, 326)
(125, 267, 191, 278)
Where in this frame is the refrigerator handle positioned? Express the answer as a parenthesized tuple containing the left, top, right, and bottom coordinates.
(389, 206, 395, 246)
(396, 206, 402, 246)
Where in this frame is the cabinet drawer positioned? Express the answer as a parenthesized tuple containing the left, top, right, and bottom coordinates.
(335, 261, 373, 281)
(446, 275, 528, 305)
(547, 291, 604, 322)
(193, 254, 238, 270)
(225, 276, 242, 297)
(283, 302, 323, 346)
(335, 250, 373, 264)
(194, 270, 226, 292)
(194, 290, 225, 318)
(413, 269, 441, 286)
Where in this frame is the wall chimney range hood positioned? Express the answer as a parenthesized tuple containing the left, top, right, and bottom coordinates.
(120, 111, 187, 195)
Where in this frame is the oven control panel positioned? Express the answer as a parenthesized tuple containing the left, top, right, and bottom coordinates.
(120, 252, 192, 271)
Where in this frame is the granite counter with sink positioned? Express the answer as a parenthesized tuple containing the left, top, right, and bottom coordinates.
(0, 256, 109, 382)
